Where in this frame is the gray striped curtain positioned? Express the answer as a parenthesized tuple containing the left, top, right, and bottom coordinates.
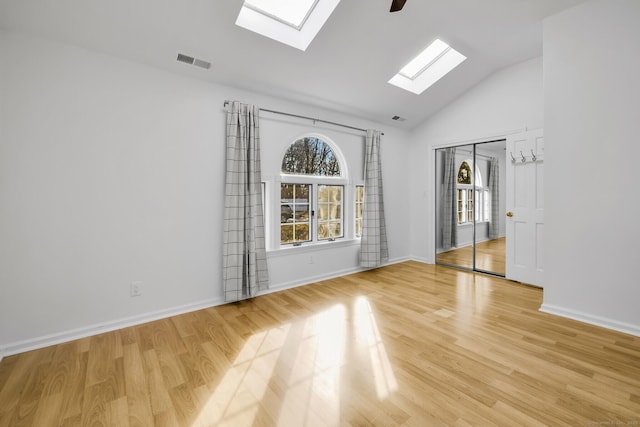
(223, 101, 269, 302)
(488, 157, 500, 239)
(360, 129, 389, 268)
(442, 147, 457, 250)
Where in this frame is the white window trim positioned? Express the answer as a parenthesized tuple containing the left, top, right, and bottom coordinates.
(278, 133, 349, 180)
(272, 133, 359, 251)
(280, 174, 347, 186)
(278, 178, 347, 246)
(243, 0, 319, 30)
(267, 236, 359, 257)
(235, 0, 341, 51)
(279, 181, 314, 245)
(267, 177, 363, 252)
(388, 39, 466, 95)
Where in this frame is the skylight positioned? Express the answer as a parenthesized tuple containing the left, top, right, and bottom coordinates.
(244, 0, 319, 29)
(388, 39, 466, 95)
(236, 0, 340, 51)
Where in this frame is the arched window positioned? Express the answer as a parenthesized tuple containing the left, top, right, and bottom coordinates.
(280, 136, 347, 245)
(456, 160, 489, 224)
(281, 137, 341, 176)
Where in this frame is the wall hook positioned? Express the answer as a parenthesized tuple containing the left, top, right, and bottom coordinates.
(530, 149, 537, 161)
(510, 151, 516, 162)
(520, 151, 526, 162)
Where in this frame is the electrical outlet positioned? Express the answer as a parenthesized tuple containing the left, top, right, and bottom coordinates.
(130, 281, 142, 297)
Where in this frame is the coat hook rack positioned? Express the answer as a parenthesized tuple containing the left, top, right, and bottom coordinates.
(520, 151, 526, 162)
(530, 149, 537, 161)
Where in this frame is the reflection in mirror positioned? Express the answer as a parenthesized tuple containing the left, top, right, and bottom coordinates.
(474, 140, 506, 275)
(435, 140, 506, 276)
(435, 144, 474, 270)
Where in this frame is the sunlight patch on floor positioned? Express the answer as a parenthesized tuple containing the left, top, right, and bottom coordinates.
(191, 298, 398, 426)
(190, 324, 291, 426)
(354, 297, 398, 400)
(276, 304, 346, 426)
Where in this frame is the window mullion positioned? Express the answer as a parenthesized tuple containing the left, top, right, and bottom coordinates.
(312, 183, 317, 243)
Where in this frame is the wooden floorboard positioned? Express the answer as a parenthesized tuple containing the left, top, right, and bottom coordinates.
(1, 261, 639, 426)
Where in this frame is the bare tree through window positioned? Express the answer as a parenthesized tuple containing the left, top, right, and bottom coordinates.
(281, 137, 341, 176)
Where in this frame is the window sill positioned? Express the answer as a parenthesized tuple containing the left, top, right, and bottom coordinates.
(267, 238, 360, 258)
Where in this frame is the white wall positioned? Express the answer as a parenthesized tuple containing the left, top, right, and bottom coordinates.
(260, 114, 412, 291)
(409, 57, 544, 262)
(0, 32, 411, 355)
(0, 32, 4, 176)
(542, 0, 640, 335)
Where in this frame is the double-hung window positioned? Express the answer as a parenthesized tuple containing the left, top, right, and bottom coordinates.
(280, 183, 312, 244)
(317, 185, 343, 240)
(280, 136, 346, 246)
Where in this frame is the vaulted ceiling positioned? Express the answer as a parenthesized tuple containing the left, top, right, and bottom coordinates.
(0, 0, 586, 129)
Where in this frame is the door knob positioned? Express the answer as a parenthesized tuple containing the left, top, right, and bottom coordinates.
(506, 211, 514, 217)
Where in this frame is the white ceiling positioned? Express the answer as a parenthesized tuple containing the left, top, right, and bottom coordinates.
(0, 0, 586, 130)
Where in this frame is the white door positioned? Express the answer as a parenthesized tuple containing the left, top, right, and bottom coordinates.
(506, 129, 544, 286)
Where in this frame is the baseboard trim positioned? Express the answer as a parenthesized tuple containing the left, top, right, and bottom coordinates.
(1, 257, 416, 358)
(540, 304, 640, 337)
(1, 298, 223, 358)
(262, 267, 363, 295)
(261, 256, 412, 295)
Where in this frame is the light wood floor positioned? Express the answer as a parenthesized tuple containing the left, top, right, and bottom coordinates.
(437, 237, 506, 275)
(1, 262, 639, 426)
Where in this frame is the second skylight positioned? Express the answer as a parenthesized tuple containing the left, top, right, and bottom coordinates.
(389, 39, 466, 95)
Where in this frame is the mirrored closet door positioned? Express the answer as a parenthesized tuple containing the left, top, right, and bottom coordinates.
(435, 139, 506, 276)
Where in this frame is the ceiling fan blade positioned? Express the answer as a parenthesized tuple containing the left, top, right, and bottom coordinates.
(390, 0, 407, 12)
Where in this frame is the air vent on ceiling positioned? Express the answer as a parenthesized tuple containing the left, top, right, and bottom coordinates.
(392, 115, 406, 122)
(193, 58, 211, 69)
(177, 53, 194, 64)
(177, 53, 211, 70)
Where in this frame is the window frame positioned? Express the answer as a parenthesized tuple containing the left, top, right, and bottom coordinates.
(317, 184, 344, 241)
(278, 178, 349, 247)
(236, 0, 341, 51)
(280, 183, 313, 245)
(277, 134, 351, 249)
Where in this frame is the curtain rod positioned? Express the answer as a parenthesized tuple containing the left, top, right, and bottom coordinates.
(223, 101, 383, 135)
(455, 149, 496, 160)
